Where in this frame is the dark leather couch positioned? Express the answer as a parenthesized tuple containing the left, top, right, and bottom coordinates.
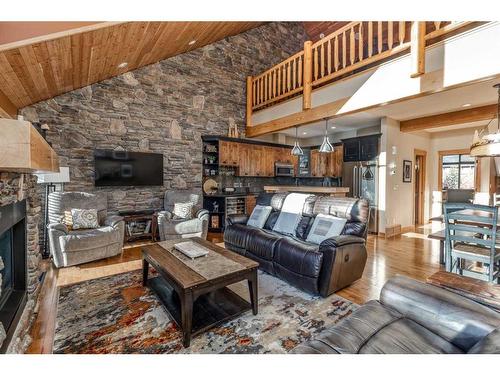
(292, 275, 500, 354)
(224, 192, 369, 297)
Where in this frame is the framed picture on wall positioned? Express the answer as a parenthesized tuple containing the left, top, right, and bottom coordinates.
(403, 160, 412, 183)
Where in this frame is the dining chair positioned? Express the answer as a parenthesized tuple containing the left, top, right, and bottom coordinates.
(443, 202, 500, 283)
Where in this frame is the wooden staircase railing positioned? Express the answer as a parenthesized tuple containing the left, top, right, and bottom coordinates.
(246, 21, 474, 127)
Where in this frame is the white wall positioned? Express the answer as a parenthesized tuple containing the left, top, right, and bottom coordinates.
(379, 117, 432, 233)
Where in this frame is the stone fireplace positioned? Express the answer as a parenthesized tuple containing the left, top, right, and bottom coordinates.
(0, 173, 42, 353)
(0, 200, 27, 352)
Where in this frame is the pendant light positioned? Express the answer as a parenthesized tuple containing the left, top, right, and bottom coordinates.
(470, 84, 500, 157)
(291, 126, 303, 156)
(319, 118, 334, 153)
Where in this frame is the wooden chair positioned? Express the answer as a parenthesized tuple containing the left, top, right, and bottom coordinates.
(444, 203, 500, 283)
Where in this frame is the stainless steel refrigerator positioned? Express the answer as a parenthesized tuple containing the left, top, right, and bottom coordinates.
(342, 161, 379, 234)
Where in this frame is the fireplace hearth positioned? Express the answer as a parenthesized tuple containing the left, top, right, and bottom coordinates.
(0, 200, 27, 353)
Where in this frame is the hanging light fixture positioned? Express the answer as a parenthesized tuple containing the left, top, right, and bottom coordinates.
(291, 126, 303, 156)
(470, 84, 500, 157)
(319, 118, 334, 153)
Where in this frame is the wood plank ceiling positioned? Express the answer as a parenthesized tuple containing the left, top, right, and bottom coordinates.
(0, 21, 263, 118)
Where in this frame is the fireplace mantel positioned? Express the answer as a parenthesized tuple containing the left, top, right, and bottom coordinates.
(0, 118, 59, 173)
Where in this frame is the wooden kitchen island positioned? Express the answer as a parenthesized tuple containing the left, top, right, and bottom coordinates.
(263, 186, 349, 197)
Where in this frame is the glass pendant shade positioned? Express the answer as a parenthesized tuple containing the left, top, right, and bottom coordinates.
(291, 127, 303, 156)
(319, 119, 334, 153)
(470, 84, 500, 157)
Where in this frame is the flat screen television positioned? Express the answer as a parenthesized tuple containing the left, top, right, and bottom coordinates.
(94, 149, 163, 187)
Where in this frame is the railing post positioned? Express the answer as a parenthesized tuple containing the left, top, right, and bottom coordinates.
(410, 21, 426, 78)
(303, 41, 313, 110)
(246, 76, 253, 128)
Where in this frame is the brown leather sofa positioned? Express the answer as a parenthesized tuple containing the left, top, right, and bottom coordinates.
(292, 275, 500, 354)
(224, 192, 369, 297)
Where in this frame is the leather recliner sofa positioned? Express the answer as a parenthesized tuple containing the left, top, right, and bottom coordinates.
(292, 275, 500, 354)
(224, 192, 369, 297)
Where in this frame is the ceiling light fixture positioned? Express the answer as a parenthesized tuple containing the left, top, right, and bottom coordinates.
(291, 126, 304, 156)
(462, 103, 472, 107)
(319, 118, 334, 153)
(117, 62, 128, 69)
(470, 84, 500, 157)
(331, 126, 336, 129)
(188, 40, 196, 45)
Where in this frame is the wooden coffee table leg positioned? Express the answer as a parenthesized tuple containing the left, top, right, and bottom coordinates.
(181, 291, 193, 348)
(248, 271, 258, 315)
(142, 258, 149, 286)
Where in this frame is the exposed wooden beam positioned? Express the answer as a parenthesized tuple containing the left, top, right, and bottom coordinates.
(400, 104, 497, 132)
(0, 89, 17, 118)
(246, 97, 349, 138)
(410, 22, 425, 78)
(246, 76, 253, 127)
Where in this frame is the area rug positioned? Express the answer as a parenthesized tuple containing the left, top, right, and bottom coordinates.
(53, 270, 357, 354)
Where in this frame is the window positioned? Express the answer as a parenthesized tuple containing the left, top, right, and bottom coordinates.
(439, 152, 479, 190)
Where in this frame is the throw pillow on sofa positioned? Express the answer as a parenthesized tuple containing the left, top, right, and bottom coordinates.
(173, 202, 194, 219)
(71, 208, 100, 230)
(247, 205, 272, 229)
(306, 213, 347, 244)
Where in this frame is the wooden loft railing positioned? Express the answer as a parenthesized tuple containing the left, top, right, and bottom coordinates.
(246, 21, 474, 126)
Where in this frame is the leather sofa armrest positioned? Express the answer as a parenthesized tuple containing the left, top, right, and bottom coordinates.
(380, 275, 500, 352)
(104, 215, 124, 228)
(47, 222, 69, 235)
(320, 235, 364, 248)
(226, 214, 249, 226)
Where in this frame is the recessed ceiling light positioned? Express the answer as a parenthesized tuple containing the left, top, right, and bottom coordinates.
(462, 103, 472, 107)
(302, 132, 307, 135)
(331, 126, 336, 129)
(117, 62, 128, 69)
(188, 40, 196, 46)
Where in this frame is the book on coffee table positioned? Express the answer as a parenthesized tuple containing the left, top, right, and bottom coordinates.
(174, 241, 209, 259)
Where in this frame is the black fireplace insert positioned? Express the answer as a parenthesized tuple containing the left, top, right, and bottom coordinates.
(0, 200, 27, 353)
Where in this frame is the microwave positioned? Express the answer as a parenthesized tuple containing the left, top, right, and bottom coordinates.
(275, 162, 295, 177)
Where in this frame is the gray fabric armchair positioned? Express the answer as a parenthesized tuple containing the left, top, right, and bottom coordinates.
(47, 191, 125, 268)
(157, 189, 209, 240)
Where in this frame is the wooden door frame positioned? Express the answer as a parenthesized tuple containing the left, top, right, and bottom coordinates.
(413, 149, 427, 225)
(437, 148, 481, 191)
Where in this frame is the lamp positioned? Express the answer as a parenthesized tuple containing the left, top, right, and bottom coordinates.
(291, 126, 303, 156)
(319, 118, 334, 153)
(35, 167, 70, 258)
(470, 84, 500, 157)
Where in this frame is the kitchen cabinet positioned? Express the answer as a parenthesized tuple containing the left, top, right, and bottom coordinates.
(219, 140, 239, 166)
(246, 195, 257, 214)
(342, 134, 380, 162)
(310, 145, 343, 177)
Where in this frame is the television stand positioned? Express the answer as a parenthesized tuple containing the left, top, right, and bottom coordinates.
(119, 211, 158, 243)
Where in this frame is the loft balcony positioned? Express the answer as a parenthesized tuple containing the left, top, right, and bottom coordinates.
(246, 21, 496, 137)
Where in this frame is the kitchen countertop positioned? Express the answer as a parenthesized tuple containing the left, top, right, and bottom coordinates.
(204, 192, 261, 198)
(263, 186, 349, 195)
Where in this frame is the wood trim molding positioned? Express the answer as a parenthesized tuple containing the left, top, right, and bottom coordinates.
(0, 89, 17, 118)
(413, 149, 427, 225)
(246, 97, 349, 137)
(400, 104, 497, 133)
(437, 148, 481, 191)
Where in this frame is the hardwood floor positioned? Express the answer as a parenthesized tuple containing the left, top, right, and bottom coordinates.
(26, 223, 444, 354)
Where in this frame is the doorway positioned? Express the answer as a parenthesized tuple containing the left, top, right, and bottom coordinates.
(414, 149, 427, 226)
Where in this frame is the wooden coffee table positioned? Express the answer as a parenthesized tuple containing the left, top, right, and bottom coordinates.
(141, 238, 259, 347)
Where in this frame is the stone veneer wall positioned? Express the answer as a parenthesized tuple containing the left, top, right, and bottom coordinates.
(20, 22, 307, 213)
(0, 173, 42, 352)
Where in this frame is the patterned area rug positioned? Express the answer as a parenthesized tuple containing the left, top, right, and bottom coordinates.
(53, 270, 357, 353)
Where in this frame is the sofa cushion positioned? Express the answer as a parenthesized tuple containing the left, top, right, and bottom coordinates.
(359, 318, 463, 354)
(247, 205, 272, 229)
(264, 211, 280, 230)
(341, 221, 367, 237)
(313, 196, 368, 223)
(306, 214, 347, 244)
(295, 215, 313, 240)
(161, 218, 203, 235)
(270, 192, 288, 211)
(274, 237, 322, 278)
(292, 300, 463, 354)
(468, 327, 500, 354)
(246, 229, 281, 261)
(59, 226, 120, 252)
